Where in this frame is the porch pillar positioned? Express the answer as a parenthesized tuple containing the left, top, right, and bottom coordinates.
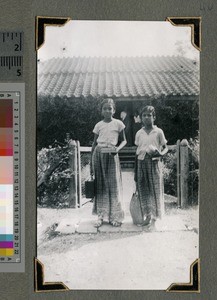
(68, 139, 78, 208)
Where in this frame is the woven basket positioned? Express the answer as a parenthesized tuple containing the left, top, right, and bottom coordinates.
(129, 192, 143, 225)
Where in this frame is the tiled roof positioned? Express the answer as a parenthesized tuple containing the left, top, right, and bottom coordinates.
(38, 56, 199, 98)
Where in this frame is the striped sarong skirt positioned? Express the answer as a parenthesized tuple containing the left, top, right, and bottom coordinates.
(92, 145, 125, 223)
(137, 156, 164, 220)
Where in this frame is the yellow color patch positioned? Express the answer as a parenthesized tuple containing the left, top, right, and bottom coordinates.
(0, 248, 14, 256)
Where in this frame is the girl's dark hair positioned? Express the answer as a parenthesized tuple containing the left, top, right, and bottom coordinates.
(140, 105, 156, 119)
(134, 110, 140, 117)
(101, 98, 116, 110)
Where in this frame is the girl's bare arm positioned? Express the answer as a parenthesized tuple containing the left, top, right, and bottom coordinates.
(90, 134, 98, 175)
(160, 144, 168, 156)
(116, 130, 127, 152)
(91, 134, 98, 153)
(152, 144, 168, 157)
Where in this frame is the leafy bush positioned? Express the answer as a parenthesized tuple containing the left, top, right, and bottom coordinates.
(162, 149, 177, 197)
(188, 135, 199, 204)
(37, 143, 92, 207)
(37, 144, 71, 207)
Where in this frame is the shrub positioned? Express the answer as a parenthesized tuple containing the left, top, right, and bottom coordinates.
(37, 144, 71, 207)
(162, 149, 177, 197)
(37, 143, 92, 207)
(188, 134, 199, 204)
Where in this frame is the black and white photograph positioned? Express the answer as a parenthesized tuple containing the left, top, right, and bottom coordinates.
(37, 20, 199, 290)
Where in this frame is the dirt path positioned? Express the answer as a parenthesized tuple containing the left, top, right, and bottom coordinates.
(38, 230, 198, 290)
(37, 204, 199, 290)
(37, 170, 199, 290)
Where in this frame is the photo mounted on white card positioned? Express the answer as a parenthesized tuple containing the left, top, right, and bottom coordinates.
(37, 19, 199, 291)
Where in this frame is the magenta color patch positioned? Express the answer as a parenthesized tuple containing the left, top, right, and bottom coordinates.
(0, 241, 13, 248)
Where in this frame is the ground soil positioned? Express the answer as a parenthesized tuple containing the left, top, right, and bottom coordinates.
(37, 170, 199, 290)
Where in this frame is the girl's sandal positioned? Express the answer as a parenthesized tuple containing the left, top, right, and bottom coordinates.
(137, 217, 151, 227)
(110, 221, 122, 227)
(94, 219, 103, 228)
(147, 219, 156, 229)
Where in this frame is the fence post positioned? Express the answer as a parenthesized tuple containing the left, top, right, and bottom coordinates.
(68, 139, 78, 208)
(176, 140, 181, 207)
(77, 140, 82, 208)
(180, 139, 189, 208)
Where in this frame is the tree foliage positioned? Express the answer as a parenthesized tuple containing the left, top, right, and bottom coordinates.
(38, 96, 102, 149)
(37, 96, 199, 149)
(152, 99, 199, 145)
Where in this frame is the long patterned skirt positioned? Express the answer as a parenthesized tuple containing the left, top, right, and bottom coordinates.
(137, 156, 164, 220)
(92, 146, 125, 223)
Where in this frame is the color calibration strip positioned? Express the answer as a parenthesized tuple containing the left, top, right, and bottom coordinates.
(0, 96, 14, 259)
(0, 83, 25, 272)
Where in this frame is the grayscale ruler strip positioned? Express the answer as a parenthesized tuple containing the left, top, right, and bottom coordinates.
(0, 83, 25, 272)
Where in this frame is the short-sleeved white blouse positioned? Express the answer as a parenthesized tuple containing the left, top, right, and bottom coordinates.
(93, 118, 125, 147)
(135, 125, 167, 160)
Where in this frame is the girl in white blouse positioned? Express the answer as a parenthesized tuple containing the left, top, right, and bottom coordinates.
(91, 98, 127, 228)
(135, 106, 168, 227)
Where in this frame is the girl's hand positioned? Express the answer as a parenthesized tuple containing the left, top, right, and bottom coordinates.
(90, 162, 94, 177)
(111, 146, 118, 155)
(151, 149, 161, 157)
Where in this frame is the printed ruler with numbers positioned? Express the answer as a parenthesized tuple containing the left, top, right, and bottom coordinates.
(0, 31, 23, 80)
